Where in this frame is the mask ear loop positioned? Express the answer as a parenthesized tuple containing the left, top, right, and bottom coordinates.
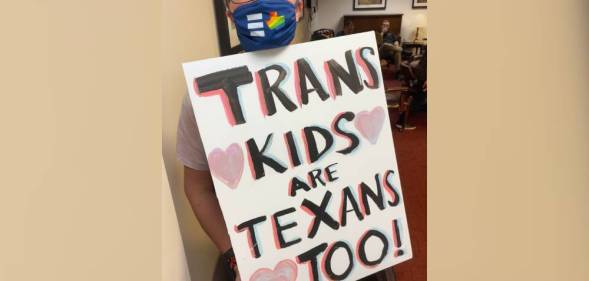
(224, 1, 233, 21)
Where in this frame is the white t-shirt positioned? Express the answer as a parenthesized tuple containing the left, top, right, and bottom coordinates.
(176, 94, 209, 171)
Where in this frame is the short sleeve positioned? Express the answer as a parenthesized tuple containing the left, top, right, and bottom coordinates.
(176, 94, 210, 170)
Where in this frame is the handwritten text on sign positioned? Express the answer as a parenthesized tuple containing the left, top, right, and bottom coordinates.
(183, 32, 412, 281)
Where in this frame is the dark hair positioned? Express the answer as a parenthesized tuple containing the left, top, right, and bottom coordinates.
(311, 29, 335, 41)
(343, 20, 353, 27)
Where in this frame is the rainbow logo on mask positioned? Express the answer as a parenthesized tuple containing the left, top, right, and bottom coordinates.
(266, 11, 285, 30)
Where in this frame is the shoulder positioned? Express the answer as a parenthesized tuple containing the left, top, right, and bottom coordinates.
(177, 93, 209, 170)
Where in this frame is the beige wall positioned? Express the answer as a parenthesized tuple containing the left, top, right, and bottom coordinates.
(1, 1, 162, 281)
(294, 7, 312, 43)
(161, 1, 310, 281)
(162, 0, 219, 280)
(162, 160, 191, 281)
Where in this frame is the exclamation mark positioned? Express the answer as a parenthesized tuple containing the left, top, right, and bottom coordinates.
(392, 219, 404, 257)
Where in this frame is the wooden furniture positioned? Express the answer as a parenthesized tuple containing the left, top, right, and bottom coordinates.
(395, 62, 418, 131)
(342, 14, 403, 37)
(386, 85, 408, 108)
(403, 41, 427, 57)
(386, 84, 414, 132)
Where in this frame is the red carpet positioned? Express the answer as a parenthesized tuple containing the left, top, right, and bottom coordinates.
(379, 70, 427, 281)
(389, 108, 427, 281)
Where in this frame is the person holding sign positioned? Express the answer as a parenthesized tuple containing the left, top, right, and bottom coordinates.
(179, 0, 413, 279)
(177, 0, 304, 280)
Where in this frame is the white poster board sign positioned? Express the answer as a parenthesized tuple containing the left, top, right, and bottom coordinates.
(183, 32, 412, 281)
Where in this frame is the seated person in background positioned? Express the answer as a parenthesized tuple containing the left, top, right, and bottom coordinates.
(336, 19, 354, 36)
(378, 19, 403, 69)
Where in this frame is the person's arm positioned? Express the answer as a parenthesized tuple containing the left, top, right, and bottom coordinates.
(183, 166, 232, 253)
(177, 94, 240, 280)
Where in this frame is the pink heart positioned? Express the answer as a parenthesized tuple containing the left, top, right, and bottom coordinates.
(207, 143, 244, 189)
(249, 259, 298, 281)
(355, 106, 386, 144)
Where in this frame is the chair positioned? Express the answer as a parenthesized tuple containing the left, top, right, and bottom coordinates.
(385, 80, 408, 110)
(385, 62, 418, 131)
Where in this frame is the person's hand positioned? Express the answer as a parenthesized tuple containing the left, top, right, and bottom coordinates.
(234, 267, 241, 281)
(223, 248, 240, 281)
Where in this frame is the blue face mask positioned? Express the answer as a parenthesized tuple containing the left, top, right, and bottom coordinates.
(232, 0, 297, 52)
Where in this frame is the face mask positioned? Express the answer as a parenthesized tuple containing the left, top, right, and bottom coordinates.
(232, 0, 297, 52)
